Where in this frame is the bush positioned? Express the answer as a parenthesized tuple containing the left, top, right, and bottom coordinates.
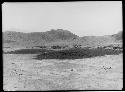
(51, 45, 62, 49)
(35, 47, 122, 60)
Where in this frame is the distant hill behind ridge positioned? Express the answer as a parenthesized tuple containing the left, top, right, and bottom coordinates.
(111, 31, 122, 41)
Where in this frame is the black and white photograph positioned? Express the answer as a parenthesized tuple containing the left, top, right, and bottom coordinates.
(2, 1, 123, 91)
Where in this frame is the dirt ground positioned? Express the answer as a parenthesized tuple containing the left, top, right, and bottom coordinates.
(3, 53, 123, 91)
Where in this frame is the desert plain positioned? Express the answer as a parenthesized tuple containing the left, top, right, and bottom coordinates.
(3, 52, 123, 90)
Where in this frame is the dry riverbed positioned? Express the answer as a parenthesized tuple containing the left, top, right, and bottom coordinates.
(3, 54, 123, 91)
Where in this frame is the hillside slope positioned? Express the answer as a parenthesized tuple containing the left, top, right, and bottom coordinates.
(3, 29, 122, 49)
(3, 29, 78, 48)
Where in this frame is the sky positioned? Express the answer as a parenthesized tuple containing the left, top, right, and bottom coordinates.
(2, 1, 122, 37)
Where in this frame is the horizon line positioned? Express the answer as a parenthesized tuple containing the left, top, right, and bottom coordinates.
(2, 29, 122, 37)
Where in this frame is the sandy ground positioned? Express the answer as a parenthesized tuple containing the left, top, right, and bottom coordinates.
(3, 53, 123, 91)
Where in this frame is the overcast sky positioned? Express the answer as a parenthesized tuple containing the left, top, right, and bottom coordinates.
(2, 1, 122, 36)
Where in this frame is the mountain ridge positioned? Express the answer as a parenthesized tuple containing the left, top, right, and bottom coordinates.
(3, 29, 122, 48)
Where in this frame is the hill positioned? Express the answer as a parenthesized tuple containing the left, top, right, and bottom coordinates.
(111, 31, 122, 41)
(3, 29, 122, 49)
(3, 29, 78, 48)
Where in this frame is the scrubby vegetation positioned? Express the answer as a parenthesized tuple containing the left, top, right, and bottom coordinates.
(4, 46, 122, 60)
(103, 45, 122, 50)
(73, 44, 82, 48)
(33, 46, 47, 49)
(35, 47, 122, 60)
(51, 45, 62, 49)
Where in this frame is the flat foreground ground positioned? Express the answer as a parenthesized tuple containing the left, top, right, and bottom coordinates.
(3, 54, 123, 90)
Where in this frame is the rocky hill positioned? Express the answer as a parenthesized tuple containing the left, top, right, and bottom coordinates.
(3, 29, 122, 49)
(111, 31, 122, 41)
(3, 29, 78, 48)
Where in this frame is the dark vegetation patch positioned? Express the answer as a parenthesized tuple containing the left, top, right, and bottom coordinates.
(33, 45, 69, 49)
(33, 46, 47, 49)
(34, 47, 122, 60)
(51, 45, 62, 49)
(73, 44, 82, 48)
(103, 45, 122, 49)
(4, 46, 122, 60)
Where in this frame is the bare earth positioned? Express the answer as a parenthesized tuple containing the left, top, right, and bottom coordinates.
(3, 54, 123, 91)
